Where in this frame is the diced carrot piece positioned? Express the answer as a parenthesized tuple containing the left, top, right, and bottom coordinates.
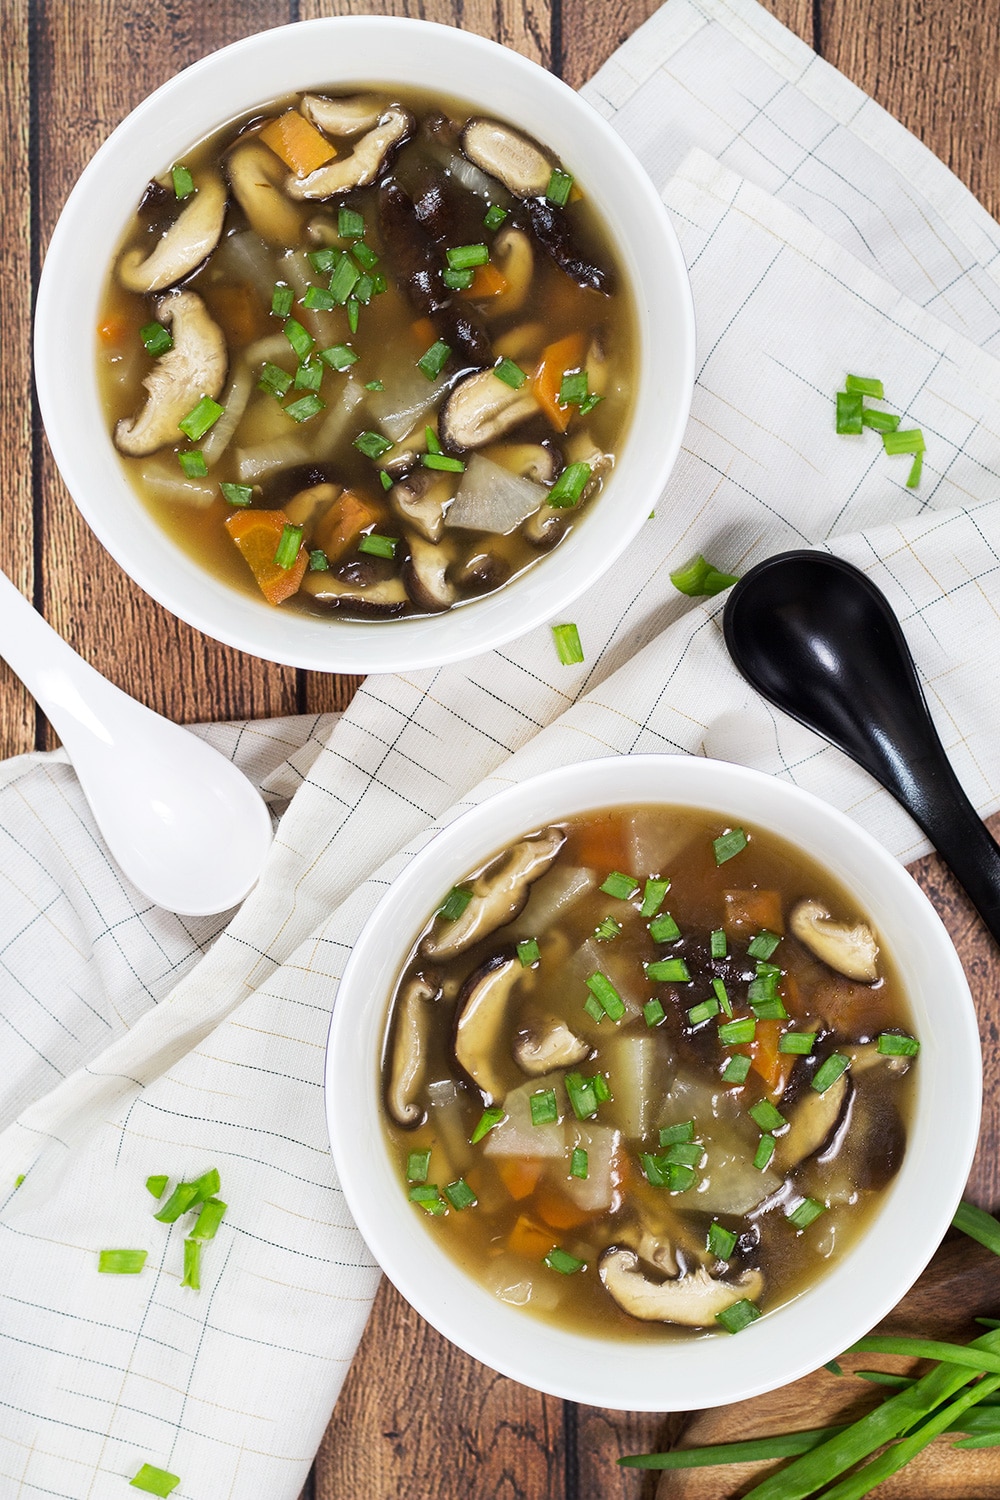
(723, 888, 784, 938)
(534, 1186, 595, 1231)
(98, 315, 130, 345)
(313, 489, 382, 565)
(533, 331, 586, 433)
(744, 1019, 795, 1097)
(208, 282, 266, 346)
(411, 316, 437, 348)
(225, 509, 307, 606)
(460, 263, 508, 300)
(571, 812, 630, 874)
(497, 1159, 543, 1202)
(508, 1215, 553, 1260)
(259, 110, 337, 177)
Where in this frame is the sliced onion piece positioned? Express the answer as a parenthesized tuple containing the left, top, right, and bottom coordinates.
(446, 453, 545, 535)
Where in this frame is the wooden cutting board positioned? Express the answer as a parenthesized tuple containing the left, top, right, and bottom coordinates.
(654, 1235, 1000, 1498)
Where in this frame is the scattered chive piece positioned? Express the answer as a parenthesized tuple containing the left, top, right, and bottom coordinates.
(338, 206, 365, 239)
(470, 1107, 505, 1144)
(708, 1222, 738, 1260)
(812, 1053, 850, 1093)
(130, 1464, 181, 1497)
(347, 298, 360, 334)
(660, 1122, 694, 1146)
(443, 266, 474, 290)
(285, 393, 325, 423)
(712, 978, 733, 1017)
(188, 1168, 221, 1204)
(484, 203, 508, 230)
(530, 1089, 559, 1126)
(552, 622, 584, 665)
(640, 1153, 671, 1188)
(595, 916, 622, 942)
(181, 1237, 201, 1290)
(664, 1141, 702, 1168)
(407, 1150, 431, 1184)
(545, 1246, 585, 1274)
(558, 370, 589, 407)
(308, 549, 329, 571)
(640, 878, 670, 918)
(330, 254, 360, 304)
(750, 992, 788, 1021)
(787, 1197, 826, 1229)
(593, 1073, 611, 1104)
(271, 283, 294, 318)
(293, 359, 323, 391)
(140, 322, 173, 357)
(220, 482, 253, 507)
(303, 285, 336, 312)
(424, 427, 442, 454)
(579, 391, 603, 416)
(670, 554, 739, 596)
(883, 427, 926, 455)
(439, 886, 472, 921)
(618, 1427, 845, 1470)
(600, 870, 638, 900)
(643, 998, 665, 1027)
(546, 168, 573, 206)
(365, 379, 384, 391)
(570, 1148, 589, 1180)
(547, 461, 592, 508)
(320, 343, 358, 371)
(284, 318, 314, 360)
(825, 1360, 845, 1376)
(355, 277, 375, 307)
(713, 828, 748, 864)
(178, 451, 207, 478)
(753, 1135, 776, 1170)
(907, 451, 923, 488)
(583, 993, 605, 1025)
(308, 248, 337, 275)
(444, 1179, 477, 1210)
(259, 362, 293, 397)
(861, 408, 901, 433)
(836, 389, 864, 434)
(645, 958, 691, 983)
(586, 971, 625, 1022)
(408, 1184, 446, 1215)
(719, 1017, 756, 1046)
(379, 471, 393, 491)
(688, 997, 720, 1025)
(780, 1030, 817, 1055)
(565, 1072, 599, 1120)
(446, 243, 489, 270)
(273, 524, 303, 570)
(191, 1198, 227, 1242)
(649, 911, 681, 943)
(954, 1200, 1000, 1256)
(145, 1175, 169, 1199)
(358, 533, 398, 560)
(517, 938, 540, 967)
(352, 241, 379, 271)
(747, 930, 781, 960)
(354, 430, 393, 460)
(877, 1031, 920, 1057)
(749, 1099, 787, 1132)
(422, 453, 465, 472)
(716, 1298, 761, 1334)
(710, 929, 727, 958)
(171, 164, 195, 199)
(417, 340, 451, 380)
(98, 1249, 148, 1274)
(846, 374, 885, 399)
(494, 357, 527, 389)
(722, 1054, 752, 1084)
(668, 1163, 697, 1191)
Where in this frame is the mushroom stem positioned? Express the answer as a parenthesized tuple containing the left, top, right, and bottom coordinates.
(114, 291, 227, 457)
(386, 975, 441, 1128)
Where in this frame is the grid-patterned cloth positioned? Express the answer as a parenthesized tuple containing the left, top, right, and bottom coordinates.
(5, 1, 1000, 1495)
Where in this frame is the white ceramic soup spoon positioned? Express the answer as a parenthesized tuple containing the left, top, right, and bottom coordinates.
(0, 570, 273, 915)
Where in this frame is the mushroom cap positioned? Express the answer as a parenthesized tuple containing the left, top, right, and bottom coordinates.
(402, 533, 457, 614)
(453, 950, 522, 1103)
(775, 1071, 850, 1170)
(300, 93, 387, 139)
(422, 827, 566, 960)
(439, 368, 540, 452)
(118, 172, 227, 294)
(114, 290, 227, 457)
(386, 974, 440, 1127)
(599, 1247, 763, 1326)
(460, 118, 552, 198)
(790, 899, 879, 982)
(389, 469, 450, 543)
(227, 139, 306, 247)
(287, 106, 413, 199)
(300, 571, 408, 617)
(513, 1017, 590, 1076)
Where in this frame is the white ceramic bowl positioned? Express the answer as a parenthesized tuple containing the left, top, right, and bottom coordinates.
(326, 754, 982, 1410)
(34, 19, 694, 674)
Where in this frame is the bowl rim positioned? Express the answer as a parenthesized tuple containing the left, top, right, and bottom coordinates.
(325, 753, 982, 1410)
(34, 16, 695, 674)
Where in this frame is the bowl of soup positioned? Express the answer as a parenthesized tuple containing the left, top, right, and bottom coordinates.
(34, 18, 694, 673)
(325, 754, 981, 1410)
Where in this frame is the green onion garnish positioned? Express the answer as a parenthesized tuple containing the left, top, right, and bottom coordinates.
(379, 471, 393, 491)
(640, 878, 670, 917)
(708, 1222, 738, 1260)
(425, 427, 442, 454)
(594, 916, 622, 942)
(660, 1122, 695, 1146)
(552, 622, 584, 664)
(558, 370, 588, 407)
(645, 958, 691, 983)
(747, 930, 781, 959)
(355, 277, 375, 307)
(358, 533, 398, 560)
(444, 1179, 477, 1210)
(719, 1017, 756, 1046)
(171, 164, 195, 199)
(640, 1153, 671, 1188)
(836, 389, 864, 434)
(98, 1249, 148, 1274)
(181, 1237, 201, 1290)
(365, 379, 384, 391)
(284, 319, 314, 360)
(422, 453, 465, 472)
(293, 359, 323, 391)
(643, 999, 665, 1027)
(578, 391, 603, 416)
(544, 1246, 585, 1274)
(308, 549, 329, 571)
(712, 978, 733, 1017)
(338, 207, 365, 240)
(347, 298, 360, 333)
(352, 241, 379, 271)
(177, 451, 207, 478)
(649, 911, 680, 943)
(321, 343, 358, 371)
(140, 322, 173, 357)
(494, 358, 527, 389)
(593, 1073, 611, 1104)
(570, 1148, 589, 1180)
(600, 870, 638, 900)
(877, 1032, 920, 1056)
(780, 1030, 817, 1055)
(330, 254, 360, 305)
(565, 1071, 599, 1120)
(883, 427, 926, 455)
(190, 1198, 227, 1242)
(273, 524, 303, 570)
(271, 283, 294, 318)
(664, 1141, 702, 1167)
(354, 430, 393, 460)
(547, 461, 592, 508)
(846, 374, 884, 398)
(285, 393, 325, 424)
(812, 1053, 850, 1093)
(446, 243, 489, 270)
(517, 938, 540, 967)
(259, 362, 292, 397)
(220, 482, 253, 507)
(688, 997, 720, 1025)
(670, 554, 739, 596)
(749, 1099, 787, 1132)
(303, 285, 336, 312)
(530, 1089, 559, 1126)
(130, 1464, 181, 1497)
(443, 266, 474, 290)
(722, 1054, 752, 1084)
(408, 1184, 446, 1215)
(787, 1197, 826, 1229)
(583, 993, 604, 1024)
(308, 248, 337, 276)
(438, 886, 472, 921)
(546, 169, 573, 206)
(668, 1164, 697, 1191)
(862, 408, 900, 432)
(710, 929, 727, 958)
(470, 1107, 504, 1144)
(417, 340, 451, 380)
(716, 1298, 761, 1334)
(586, 971, 625, 1021)
(753, 1134, 776, 1170)
(484, 203, 508, 230)
(713, 828, 748, 864)
(407, 1150, 431, 1183)
(907, 451, 923, 487)
(749, 990, 788, 1021)
(145, 1175, 169, 1199)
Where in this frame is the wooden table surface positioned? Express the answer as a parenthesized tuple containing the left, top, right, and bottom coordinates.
(5, 2, 1000, 1496)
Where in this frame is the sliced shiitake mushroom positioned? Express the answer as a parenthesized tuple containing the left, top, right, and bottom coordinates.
(453, 951, 522, 1103)
(422, 827, 565, 960)
(460, 118, 552, 198)
(390, 469, 450, 543)
(227, 139, 306, 247)
(119, 172, 227, 293)
(300, 571, 408, 617)
(114, 291, 227, 456)
(774, 1072, 849, 1171)
(402, 533, 457, 613)
(513, 1017, 590, 1076)
(288, 106, 414, 199)
(790, 900, 879, 982)
(599, 1248, 763, 1326)
(439, 368, 540, 451)
(386, 974, 441, 1128)
(300, 93, 387, 139)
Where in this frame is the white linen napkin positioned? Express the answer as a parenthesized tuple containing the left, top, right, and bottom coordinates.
(5, 1, 1000, 1494)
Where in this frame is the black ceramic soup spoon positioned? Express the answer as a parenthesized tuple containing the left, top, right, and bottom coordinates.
(722, 549, 1000, 946)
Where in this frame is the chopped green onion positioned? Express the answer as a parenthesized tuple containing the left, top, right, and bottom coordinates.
(544, 1246, 584, 1274)
(713, 828, 748, 864)
(710, 929, 728, 958)
(649, 911, 681, 943)
(883, 427, 926, 455)
(347, 298, 360, 334)
(552, 622, 584, 664)
(443, 266, 474, 290)
(484, 203, 508, 230)
(660, 1121, 694, 1146)
(424, 427, 443, 454)
(409, 1184, 446, 1215)
(190, 1198, 227, 1242)
(358, 533, 398, 559)
(303, 284, 336, 312)
(145, 1175, 169, 1199)
(446, 243, 489, 270)
(618, 1427, 847, 1470)
(438, 886, 472, 921)
(749, 1099, 787, 1132)
(285, 392, 325, 424)
(308, 549, 329, 571)
(365, 379, 384, 391)
(600, 870, 638, 900)
(719, 1017, 756, 1046)
(130, 1464, 181, 1497)
(329, 254, 360, 304)
(547, 461, 592, 508)
(586, 971, 625, 1021)
(530, 1089, 559, 1126)
(640, 878, 670, 917)
(308, 248, 337, 275)
(379, 471, 393, 491)
(259, 362, 293, 397)
(722, 1054, 752, 1084)
(594, 916, 622, 942)
(712, 978, 733, 1017)
(220, 482, 253, 508)
(444, 1178, 477, 1210)
(98, 1249, 148, 1274)
(747, 930, 781, 960)
(846, 374, 884, 398)
(417, 340, 451, 380)
(578, 391, 603, 417)
(284, 319, 314, 360)
(171, 164, 195, 199)
(780, 1030, 817, 1055)
(953, 1199, 1000, 1257)
(708, 1222, 738, 1260)
(354, 275, 375, 305)
(321, 343, 358, 371)
(338, 206, 365, 240)
(716, 1298, 761, 1334)
(565, 1071, 599, 1120)
(640, 1152, 671, 1188)
(470, 1107, 505, 1144)
(593, 1073, 611, 1104)
(645, 958, 691, 983)
(517, 938, 540, 967)
(187, 1168, 220, 1204)
(643, 999, 665, 1027)
(664, 1141, 702, 1167)
(688, 997, 720, 1025)
(670, 554, 739, 596)
(570, 1148, 589, 1180)
(407, 1151, 431, 1183)
(354, 430, 393, 460)
(836, 389, 864, 434)
(178, 451, 208, 478)
(293, 359, 323, 391)
(546, 168, 573, 206)
(861, 408, 900, 432)
(750, 990, 788, 1021)
(422, 453, 465, 472)
(140, 321, 173, 357)
(271, 283, 294, 318)
(181, 1237, 201, 1290)
(558, 370, 588, 407)
(812, 1053, 850, 1093)
(907, 451, 923, 487)
(583, 992, 605, 1025)
(787, 1196, 826, 1229)
(668, 1163, 697, 1191)
(494, 357, 527, 389)
(753, 1134, 776, 1170)
(352, 241, 379, 270)
(273, 524, 303, 569)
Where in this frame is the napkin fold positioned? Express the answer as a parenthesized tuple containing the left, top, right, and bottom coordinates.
(5, 1, 1000, 1495)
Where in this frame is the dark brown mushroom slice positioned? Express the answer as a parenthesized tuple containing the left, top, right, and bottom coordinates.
(524, 197, 614, 296)
(438, 369, 540, 452)
(386, 974, 441, 1128)
(454, 550, 510, 594)
(513, 1017, 590, 1076)
(287, 106, 414, 199)
(422, 827, 566, 960)
(402, 535, 457, 613)
(774, 1072, 850, 1171)
(452, 950, 522, 1103)
(299, 571, 408, 617)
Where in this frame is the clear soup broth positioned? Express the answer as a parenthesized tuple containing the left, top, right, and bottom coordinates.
(381, 805, 918, 1342)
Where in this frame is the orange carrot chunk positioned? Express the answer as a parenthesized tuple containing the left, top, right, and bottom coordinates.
(497, 1159, 544, 1201)
(507, 1215, 554, 1260)
(313, 490, 382, 565)
(723, 888, 784, 938)
(533, 331, 586, 433)
(259, 110, 337, 177)
(460, 263, 509, 300)
(225, 509, 308, 606)
(534, 1187, 595, 1231)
